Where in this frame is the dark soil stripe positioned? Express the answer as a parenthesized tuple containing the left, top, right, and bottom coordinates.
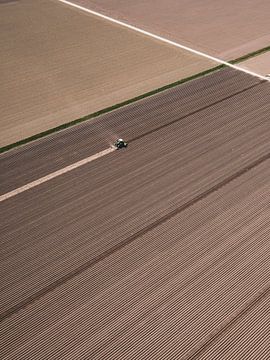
(0, 151, 269, 322)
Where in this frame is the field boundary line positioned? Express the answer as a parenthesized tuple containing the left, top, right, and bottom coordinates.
(230, 45, 270, 64)
(0, 147, 115, 202)
(0, 65, 223, 154)
(58, 0, 270, 82)
(1, 153, 269, 321)
(0, 2, 268, 154)
(0, 80, 261, 201)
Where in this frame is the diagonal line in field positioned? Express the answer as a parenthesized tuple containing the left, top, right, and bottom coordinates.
(0, 79, 263, 202)
(1, 152, 269, 322)
(58, 0, 270, 82)
(0, 147, 115, 202)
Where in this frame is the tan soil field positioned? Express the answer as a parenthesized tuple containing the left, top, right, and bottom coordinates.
(74, 0, 270, 60)
(239, 51, 270, 76)
(0, 0, 215, 147)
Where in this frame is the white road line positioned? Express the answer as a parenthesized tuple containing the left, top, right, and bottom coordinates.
(2, 4, 268, 202)
(0, 147, 115, 202)
(58, 0, 270, 82)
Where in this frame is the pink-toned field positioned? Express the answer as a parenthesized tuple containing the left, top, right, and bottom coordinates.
(1, 68, 270, 359)
(1, 1, 269, 359)
(0, 0, 215, 147)
(239, 51, 270, 76)
(74, 0, 270, 59)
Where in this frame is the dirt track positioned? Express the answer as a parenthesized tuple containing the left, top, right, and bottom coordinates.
(73, 0, 270, 59)
(0, 0, 214, 147)
(1, 68, 269, 358)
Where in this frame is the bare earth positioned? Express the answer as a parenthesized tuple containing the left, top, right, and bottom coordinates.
(73, 0, 270, 59)
(239, 51, 270, 76)
(0, 0, 215, 147)
(1, 69, 270, 358)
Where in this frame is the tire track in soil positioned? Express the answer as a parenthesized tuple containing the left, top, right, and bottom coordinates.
(0, 151, 269, 322)
(130, 80, 265, 143)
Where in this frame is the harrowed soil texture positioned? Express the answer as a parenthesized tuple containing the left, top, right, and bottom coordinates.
(0, 0, 215, 147)
(1, 68, 270, 359)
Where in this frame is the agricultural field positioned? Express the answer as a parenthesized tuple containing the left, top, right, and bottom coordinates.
(1, 67, 270, 359)
(0, 0, 215, 147)
(239, 51, 270, 77)
(0, 1, 269, 359)
(72, 0, 270, 59)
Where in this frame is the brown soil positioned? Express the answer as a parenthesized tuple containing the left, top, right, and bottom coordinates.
(239, 51, 270, 76)
(0, 0, 214, 147)
(1, 69, 270, 359)
(74, 0, 270, 60)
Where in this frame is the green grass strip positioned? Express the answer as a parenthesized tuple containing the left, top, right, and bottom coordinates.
(1, 45, 269, 154)
(0, 64, 224, 154)
(229, 45, 270, 64)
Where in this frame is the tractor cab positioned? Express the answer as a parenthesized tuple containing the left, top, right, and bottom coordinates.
(114, 138, 128, 149)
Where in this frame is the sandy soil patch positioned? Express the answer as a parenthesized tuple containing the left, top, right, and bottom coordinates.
(0, 0, 215, 147)
(73, 0, 270, 60)
(238, 51, 270, 77)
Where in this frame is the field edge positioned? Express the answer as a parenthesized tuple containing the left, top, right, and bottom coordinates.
(0, 64, 224, 154)
(1, 45, 269, 154)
